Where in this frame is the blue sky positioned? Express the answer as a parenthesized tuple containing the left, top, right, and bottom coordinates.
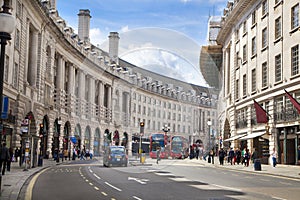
(57, 0, 227, 86)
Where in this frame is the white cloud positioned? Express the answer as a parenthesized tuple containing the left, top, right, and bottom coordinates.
(121, 48, 208, 86)
(120, 26, 129, 33)
(90, 28, 106, 46)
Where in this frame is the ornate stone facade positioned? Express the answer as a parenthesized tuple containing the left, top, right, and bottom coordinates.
(1, 0, 217, 166)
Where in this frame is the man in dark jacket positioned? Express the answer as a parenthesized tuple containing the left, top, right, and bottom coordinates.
(218, 148, 226, 165)
(0, 143, 10, 175)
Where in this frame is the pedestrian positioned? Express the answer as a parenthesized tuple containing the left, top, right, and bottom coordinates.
(15, 147, 20, 162)
(189, 145, 194, 159)
(85, 148, 90, 160)
(7, 147, 13, 172)
(156, 147, 161, 164)
(63, 149, 68, 160)
(251, 148, 258, 164)
(218, 148, 225, 165)
(228, 148, 234, 165)
(244, 149, 250, 167)
(80, 147, 86, 160)
(72, 147, 77, 160)
(235, 148, 241, 165)
(89, 149, 93, 159)
(271, 148, 277, 167)
(0, 143, 10, 175)
(195, 145, 200, 160)
(241, 148, 245, 165)
(209, 149, 214, 164)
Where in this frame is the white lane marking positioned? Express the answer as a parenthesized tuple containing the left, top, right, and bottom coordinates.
(169, 177, 192, 182)
(133, 196, 143, 200)
(147, 169, 158, 172)
(94, 186, 99, 190)
(154, 172, 175, 176)
(211, 184, 242, 192)
(93, 173, 101, 179)
(191, 184, 222, 190)
(128, 177, 148, 184)
(271, 196, 287, 200)
(101, 192, 108, 196)
(105, 182, 122, 191)
(191, 184, 241, 192)
(89, 182, 93, 186)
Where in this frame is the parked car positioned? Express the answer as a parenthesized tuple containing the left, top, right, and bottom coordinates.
(103, 146, 128, 167)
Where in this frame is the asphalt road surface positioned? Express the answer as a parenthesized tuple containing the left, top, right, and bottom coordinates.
(22, 159, 300, 200)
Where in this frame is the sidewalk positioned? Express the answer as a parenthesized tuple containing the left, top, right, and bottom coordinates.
(186, 157, 300, 180)
(0, 158, 70, 200)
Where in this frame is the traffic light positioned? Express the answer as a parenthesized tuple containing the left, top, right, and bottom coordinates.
(140, 122, 144, 127)
(140, 122, 145, 134)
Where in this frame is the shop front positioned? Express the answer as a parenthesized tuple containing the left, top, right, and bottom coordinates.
(277, 126, 299, 165)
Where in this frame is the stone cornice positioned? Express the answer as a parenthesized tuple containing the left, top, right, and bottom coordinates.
(217, 0, 257, 45)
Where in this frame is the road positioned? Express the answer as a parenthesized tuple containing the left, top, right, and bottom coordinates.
(21, 159, 300, 200)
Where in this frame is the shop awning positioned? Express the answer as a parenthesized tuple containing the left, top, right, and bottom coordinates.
(223, 134, 247, 142)
(239, 132, 266, 140)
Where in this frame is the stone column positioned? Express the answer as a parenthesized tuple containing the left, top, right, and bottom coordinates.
(107, 85, 112, 109)
(28, 30, 38, 86)
(78, 70, 86, 100)
(88, 76, 95, 103)
(67, 64, 75, 95)
(99, 81, 104, 106)
(56, 55, 63, 90)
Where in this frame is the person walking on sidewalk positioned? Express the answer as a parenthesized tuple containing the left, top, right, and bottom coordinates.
(244, 149, 250, 167)
(235, 148, 241, 165)
(271, 148, 277, 167)
(156, 147, 161, 164)
(7, 147, 14, 172)
(228, 148, 234, 165)
(218, 148, 225, 165)
(0, 142, 10, 175)
(15, 147, 20, 162)
(251, 148, 258, 164)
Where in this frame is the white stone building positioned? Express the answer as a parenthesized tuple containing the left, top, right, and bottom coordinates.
(1, 0, 218, 166)
(217, 0, 300, 165)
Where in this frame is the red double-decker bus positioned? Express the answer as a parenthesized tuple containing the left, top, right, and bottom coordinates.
(149, 133, 169, 159)
(170, 135, 189, 159)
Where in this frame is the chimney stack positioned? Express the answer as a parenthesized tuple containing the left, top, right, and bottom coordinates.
(78, 9, 91, 43)
(109, 32, 120, 64)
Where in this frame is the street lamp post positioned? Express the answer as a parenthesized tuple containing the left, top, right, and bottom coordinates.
(0, 0, 16, 195)
(207, 119, 212, 163)
(207, 119, 212, 150)
(56, 118, 62, 163)
(162, 125, 170, 144)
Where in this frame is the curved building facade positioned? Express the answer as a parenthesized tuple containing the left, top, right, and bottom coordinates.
(1, 0, 218, 166)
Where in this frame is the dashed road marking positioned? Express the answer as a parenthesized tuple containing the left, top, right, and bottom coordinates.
(154, 172, 174, 176)
(101, 192, 108, 196)
(105, 182, 122, 191)
(271, 196, 287, 200)
(93, 173, 101, 179)
(133, 196, 143, 200)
